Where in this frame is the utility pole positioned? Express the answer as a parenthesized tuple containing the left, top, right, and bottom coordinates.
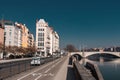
(82, 44, 84, 57)
(79, 44, 81, 52)
(2, 16, 6, 59)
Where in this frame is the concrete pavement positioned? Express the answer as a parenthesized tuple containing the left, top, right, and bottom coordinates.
(53, 56, 68, 80)
(5, 56, 76, 80)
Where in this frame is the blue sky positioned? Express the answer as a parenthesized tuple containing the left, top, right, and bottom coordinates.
(0, 0, 120, 48)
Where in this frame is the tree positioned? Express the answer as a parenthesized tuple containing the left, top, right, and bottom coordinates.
(0, 43, 3, 53)
(6, 46, 18, 54)
(64, 44, 78, 52)
(26, 46, 37, 54)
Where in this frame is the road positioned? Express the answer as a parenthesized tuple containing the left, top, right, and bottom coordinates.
(5, 56, 75, 80)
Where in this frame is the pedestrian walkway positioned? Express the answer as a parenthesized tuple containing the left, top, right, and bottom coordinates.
(53, 56, 76, 80)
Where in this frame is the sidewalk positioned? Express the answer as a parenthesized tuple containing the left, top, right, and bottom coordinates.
(53, 56, 76, 80)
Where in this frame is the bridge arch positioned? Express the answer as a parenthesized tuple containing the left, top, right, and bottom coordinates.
(70, 52, 83, 60)
(84, 52, 120, 58)
(71, 52, 120, 58)
(72, 54, 82, 60)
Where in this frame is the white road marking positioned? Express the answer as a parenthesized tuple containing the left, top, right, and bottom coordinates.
(17, 57, 64, 80)
(44, 68, 51, 73)
(44, 58, 62, 74)
(32, 73, 37, 76)
(43, 73, 47, 77)
(49, 73, 54, 76)
(32, 73, 41, 76)
(34, 75, 42, 80)
(17, 58, 61, 80)
(32, 58, 63, 80)
(52, 65, 55, 68)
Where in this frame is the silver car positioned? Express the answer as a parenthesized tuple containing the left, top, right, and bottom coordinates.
(31, 57, 41, 66)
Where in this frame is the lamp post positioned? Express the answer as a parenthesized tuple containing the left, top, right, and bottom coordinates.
(3, 33, 6, 59)
(2, 19, 6, 59)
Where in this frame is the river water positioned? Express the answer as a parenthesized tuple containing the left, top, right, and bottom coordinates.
(80, 57, 120, 80)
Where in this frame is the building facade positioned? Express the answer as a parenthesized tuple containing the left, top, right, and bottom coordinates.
(15, 22, 34, 48)
(0, 21, 34, 48)
(36, 19, 59, 57)
(4, 21, 22, 47)
(28, 33, 34, 47)
(52, 31, 59, 53)
(0, 25, 4, 45)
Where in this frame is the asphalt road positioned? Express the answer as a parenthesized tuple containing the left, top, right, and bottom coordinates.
(5, 56, 75, 80)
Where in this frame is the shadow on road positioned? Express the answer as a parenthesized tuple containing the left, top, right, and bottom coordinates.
(66, 58, 76, 80)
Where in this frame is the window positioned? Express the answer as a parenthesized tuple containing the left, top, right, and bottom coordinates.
(9, 32, 11, 36)
(38, 38, 44, 41)
(38, 33, 44, 36)
(40, 48, 44, 50)
(38, 42, 44, 46)
(40, 43, 44, 46)
(9, 41, 11, 45)
(4, 32, 6, 35)
(38, 42, 40, 46)
(10, 29, 11, 31)
(38, 29, 44, 31)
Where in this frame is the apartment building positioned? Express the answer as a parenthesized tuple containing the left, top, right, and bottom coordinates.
(15, 22, 34, 48)
(3, 21, 22, 47)
(52, 31, 59, 53)
(28, 33, 34, 47)
(0, 23, 4, 45)
(36, 19, 59, 57)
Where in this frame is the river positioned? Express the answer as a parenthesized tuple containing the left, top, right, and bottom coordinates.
(80, 57, 120, 80)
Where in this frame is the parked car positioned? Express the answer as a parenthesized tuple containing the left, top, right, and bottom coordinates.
(31, 57, 42, 66)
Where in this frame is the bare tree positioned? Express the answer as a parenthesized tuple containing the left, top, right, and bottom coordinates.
(65, 44, 78, 52)
(0, 43, 3, 53)
(6, 46, 17, 54)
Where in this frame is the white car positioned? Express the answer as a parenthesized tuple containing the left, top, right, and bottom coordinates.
(31, 57, 41, 66)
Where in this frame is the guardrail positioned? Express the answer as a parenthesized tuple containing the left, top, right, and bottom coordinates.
(0, 57, 59, 80)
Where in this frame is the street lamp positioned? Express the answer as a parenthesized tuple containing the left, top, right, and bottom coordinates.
(2, 19, 6, 59)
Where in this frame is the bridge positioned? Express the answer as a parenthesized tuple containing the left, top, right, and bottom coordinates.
(71, 51, 120, 58)
(79, 58, 120, 65)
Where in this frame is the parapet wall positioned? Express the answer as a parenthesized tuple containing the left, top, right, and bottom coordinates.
(85, 62, 104, 80)
(73, 61, 96, 80)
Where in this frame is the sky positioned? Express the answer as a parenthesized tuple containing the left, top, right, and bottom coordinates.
(0, 0, 120, 49)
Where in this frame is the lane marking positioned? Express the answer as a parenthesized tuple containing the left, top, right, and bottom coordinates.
(44, 68, 51, 73)
(32, 73, 41, 76)
(17, 58, 61, 80)
(34, 75, 42, 80)
(32, 57, 65, 80)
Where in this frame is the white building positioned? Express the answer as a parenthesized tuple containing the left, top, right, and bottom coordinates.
(52, 31, 59, 53)
(4, 21, 22, 47)
(28, 33, 34, 47)
(36, 19, 59, 57)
